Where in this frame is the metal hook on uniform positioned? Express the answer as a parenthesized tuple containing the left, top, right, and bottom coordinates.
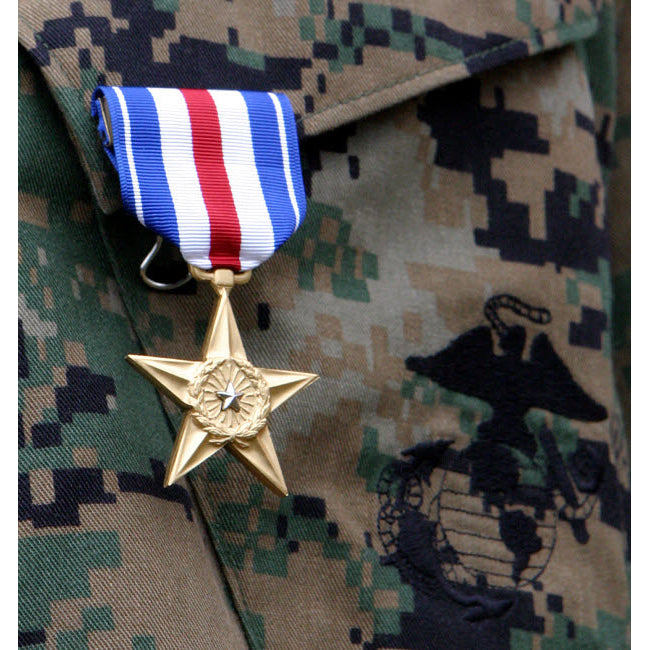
(140, 235, 193, 291)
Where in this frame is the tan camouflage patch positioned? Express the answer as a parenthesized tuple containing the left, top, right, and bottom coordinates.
(402, 310, 422, 344)
(72, 447, 99, 467)
(541, 517, 629, 628)
(29, 468, 56, 506)
(255, 551, 375, 650)
(70, 200, 93, 223)
(22, 385, 56, 443)
(64, 340, 88, 366)
(19, 192, 49, 228)
(98, 277, 127, 317)
(43, 286, 54, 309)
(40, 492, 249, 650)
(19, 63, 37, 95)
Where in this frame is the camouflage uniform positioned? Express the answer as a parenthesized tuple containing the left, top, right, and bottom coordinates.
(18, 1, 630, 648)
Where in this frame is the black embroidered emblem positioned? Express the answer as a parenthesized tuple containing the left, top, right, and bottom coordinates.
(376, 296, 614, 625)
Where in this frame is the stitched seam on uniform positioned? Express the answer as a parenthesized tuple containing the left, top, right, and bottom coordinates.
(19, 19, 264, 642)
(18, 16, 103, 195)
(297, 13, 600, 127)
(192, 477, 265, 650)
(90, 208, 258, 649)
(19, 15, 76, 109)
(19, 8, 599, 136)
(18, 14, 122, 211)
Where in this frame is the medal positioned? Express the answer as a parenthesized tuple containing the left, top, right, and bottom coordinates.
(91, 87, 318, 496)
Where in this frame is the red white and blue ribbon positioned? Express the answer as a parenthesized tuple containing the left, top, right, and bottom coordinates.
(91, 87, 306, 271)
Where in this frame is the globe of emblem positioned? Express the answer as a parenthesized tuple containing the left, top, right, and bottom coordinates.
(377, 453, 561, 600)
(189, 357, 271, 444)
(433, 468, 557, 590)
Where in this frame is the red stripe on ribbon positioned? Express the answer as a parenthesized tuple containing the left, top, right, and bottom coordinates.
(181, 88, 241, 270)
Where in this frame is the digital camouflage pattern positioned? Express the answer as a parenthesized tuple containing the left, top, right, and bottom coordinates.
(19, 0, 607, 214)
(18, 48, 248, 650)
(18, 1, 630, 648)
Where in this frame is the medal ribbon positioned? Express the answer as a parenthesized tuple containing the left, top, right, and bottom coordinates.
(91, 87, 307, 271)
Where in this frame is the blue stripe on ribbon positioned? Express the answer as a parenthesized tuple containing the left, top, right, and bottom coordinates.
(278, 93, 307, 229)
(240, 90, 295, 250)
(92, 86, 307, 270)
(123, 88, 180, 247)
(92, 87, 136, 218)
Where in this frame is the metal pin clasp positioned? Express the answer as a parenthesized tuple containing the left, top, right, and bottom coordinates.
(140, 236, 193, 291)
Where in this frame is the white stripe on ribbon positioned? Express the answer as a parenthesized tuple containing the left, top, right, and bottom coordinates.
(148, 88, 212, 269)
(268, 93, 301, 232)
(113, 87, 144, 225)
(208, 90, 275, 271)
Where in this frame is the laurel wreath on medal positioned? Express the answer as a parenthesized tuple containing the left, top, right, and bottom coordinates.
(188, 357, 270, 448)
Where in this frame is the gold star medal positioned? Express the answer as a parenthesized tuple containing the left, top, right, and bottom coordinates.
(91, 86, 318, 495)
(128, 269, 317, 496)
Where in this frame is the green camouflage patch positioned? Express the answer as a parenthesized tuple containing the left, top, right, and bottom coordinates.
(281, 199, 379, 301)
(19, 47, 247, 649)
(19, 532, 121, 635)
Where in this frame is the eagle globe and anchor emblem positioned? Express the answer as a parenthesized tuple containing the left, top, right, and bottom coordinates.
(376, 295, 609, 620)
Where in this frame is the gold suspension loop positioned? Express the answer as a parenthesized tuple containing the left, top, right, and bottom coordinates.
(189, 265, 253, 289)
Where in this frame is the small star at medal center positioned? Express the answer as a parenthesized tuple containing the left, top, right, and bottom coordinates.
(217, 381, 243, 412)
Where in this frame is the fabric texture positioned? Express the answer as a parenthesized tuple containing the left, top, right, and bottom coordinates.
(91, 86, 306, 271)
(18, 1, 630, 648)
(19, 0, 605, 213)
(18, 47, 249, 649)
